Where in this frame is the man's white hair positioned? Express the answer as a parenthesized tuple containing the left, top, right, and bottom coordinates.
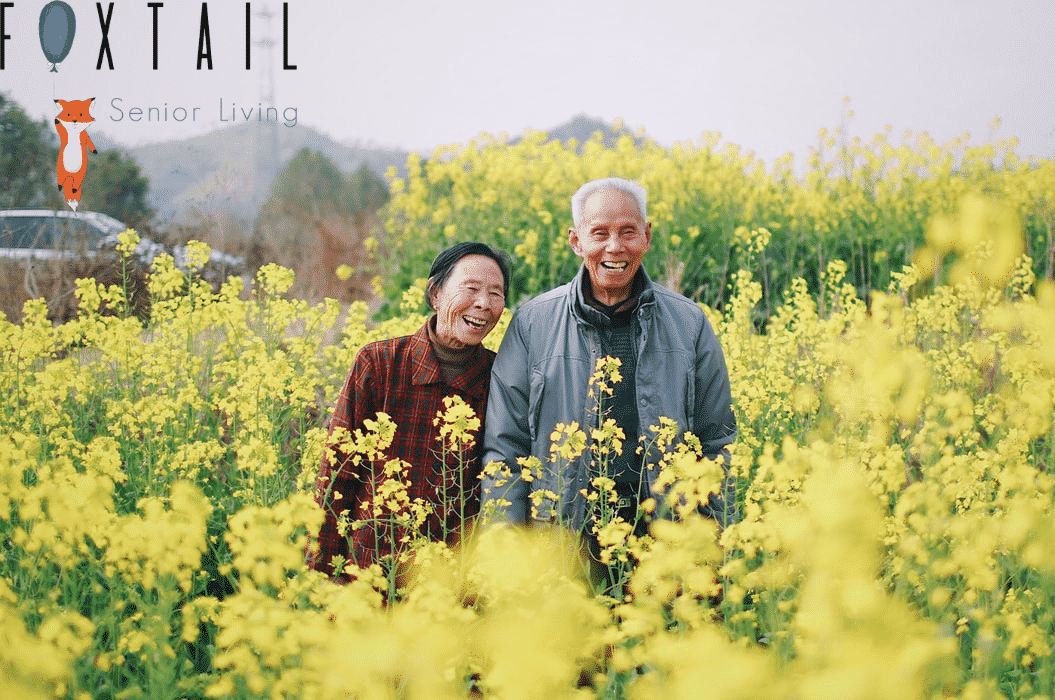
(570, 177, 648, 228)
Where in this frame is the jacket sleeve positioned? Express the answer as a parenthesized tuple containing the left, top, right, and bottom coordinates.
(692, 314, 740, 526)
(480, 311, 532, 524)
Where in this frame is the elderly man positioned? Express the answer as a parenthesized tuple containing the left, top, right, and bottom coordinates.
(481, 177, 737, 538)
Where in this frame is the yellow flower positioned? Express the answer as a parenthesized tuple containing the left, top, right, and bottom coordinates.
(116, 227, 140, 256)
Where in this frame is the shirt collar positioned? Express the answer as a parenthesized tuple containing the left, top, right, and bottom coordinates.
(409, 318, 490, 397)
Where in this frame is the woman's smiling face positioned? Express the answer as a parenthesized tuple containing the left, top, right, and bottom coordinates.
(430, 254, 506, 350)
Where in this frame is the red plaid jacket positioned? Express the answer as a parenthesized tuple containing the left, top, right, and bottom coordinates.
(306, 321, 495, 581)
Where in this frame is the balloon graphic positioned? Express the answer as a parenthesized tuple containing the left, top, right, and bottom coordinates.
(39, 1, 76, 72)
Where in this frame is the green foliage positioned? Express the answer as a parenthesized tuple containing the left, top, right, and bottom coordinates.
(346, 162, 390, 215)
(0, 92, 60, 209)
(248, 149, 390, 300)
(259, 148, 388, 225)
(79, 149, 154, 224)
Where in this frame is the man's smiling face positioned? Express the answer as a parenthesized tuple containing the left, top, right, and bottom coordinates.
(569, 188, 651, 306)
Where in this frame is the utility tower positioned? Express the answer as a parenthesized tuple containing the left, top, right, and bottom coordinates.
(253, 4, 281, 205)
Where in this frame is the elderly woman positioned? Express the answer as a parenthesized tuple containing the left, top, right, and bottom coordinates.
(308, 242, 511, 582)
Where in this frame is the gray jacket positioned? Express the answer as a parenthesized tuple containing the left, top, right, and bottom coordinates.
(481, 265, 737, 530)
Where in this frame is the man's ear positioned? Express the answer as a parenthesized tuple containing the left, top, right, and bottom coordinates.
(644, 221, 652, 250)
(568, 227, 582, 257)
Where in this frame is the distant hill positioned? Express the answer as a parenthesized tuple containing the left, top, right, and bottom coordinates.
(509, 113, 647, 149)
(111, 123, 410, 225)
(92, 115, 640, 229)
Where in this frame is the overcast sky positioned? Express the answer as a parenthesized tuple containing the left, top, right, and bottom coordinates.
(3, 0, 1054, 167)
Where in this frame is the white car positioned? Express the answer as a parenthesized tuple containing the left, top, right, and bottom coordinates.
(0, 209, 130, 261)
(0, 209, 245, 272)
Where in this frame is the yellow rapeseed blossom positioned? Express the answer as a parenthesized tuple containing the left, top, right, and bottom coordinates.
(115, 228, 140, 257)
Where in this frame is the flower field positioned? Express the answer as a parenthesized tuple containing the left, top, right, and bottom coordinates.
(3, 135, 1055, 699)
(378, 119, 1055, 319)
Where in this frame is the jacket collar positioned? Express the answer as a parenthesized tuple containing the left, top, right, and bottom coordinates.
(568, 264, 656, 326)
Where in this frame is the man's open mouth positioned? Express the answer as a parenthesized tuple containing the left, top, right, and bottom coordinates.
(601, 262, 628, 271)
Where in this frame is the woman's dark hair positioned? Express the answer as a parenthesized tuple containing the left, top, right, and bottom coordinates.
(425, 241, 512, 309)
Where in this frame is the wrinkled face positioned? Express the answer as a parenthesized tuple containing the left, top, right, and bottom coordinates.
(569, 188, 651, 306)
(431, 254, 506, 350)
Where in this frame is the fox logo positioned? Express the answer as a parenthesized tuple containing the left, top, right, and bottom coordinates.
(54, 97, 98, 211)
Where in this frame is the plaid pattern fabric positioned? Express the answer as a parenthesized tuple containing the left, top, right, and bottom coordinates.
(306, 321, 495, 581)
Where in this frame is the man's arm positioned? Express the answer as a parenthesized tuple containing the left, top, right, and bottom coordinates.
(480, 313, 532, 524)
(692, 315, 739, 526)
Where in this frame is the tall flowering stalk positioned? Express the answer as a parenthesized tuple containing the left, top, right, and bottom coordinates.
(432, 394, 482, 545)
(316, 413, 432, 599)
(583, 356, 638, 597)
